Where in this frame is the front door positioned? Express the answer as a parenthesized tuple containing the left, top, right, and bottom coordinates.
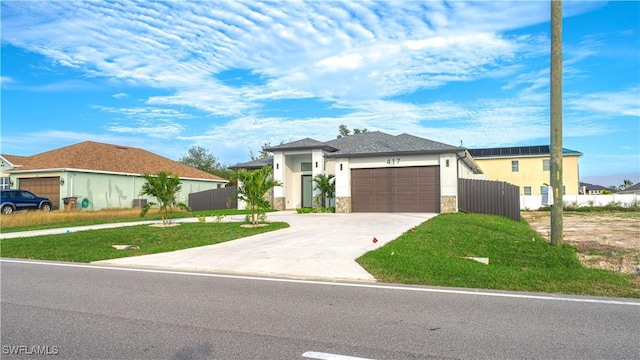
(301, 175, 313, 208)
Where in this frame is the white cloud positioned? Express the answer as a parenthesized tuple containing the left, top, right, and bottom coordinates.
(566, 87, 640, 117)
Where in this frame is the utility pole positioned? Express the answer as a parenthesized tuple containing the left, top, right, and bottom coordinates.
(550, 0, 563, 246)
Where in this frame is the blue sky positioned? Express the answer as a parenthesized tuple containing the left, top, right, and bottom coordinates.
(1, 1, 638, 187)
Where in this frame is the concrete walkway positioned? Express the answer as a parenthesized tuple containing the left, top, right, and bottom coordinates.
(93, 211, 436, 281)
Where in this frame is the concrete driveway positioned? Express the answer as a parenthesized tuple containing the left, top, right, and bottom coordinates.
(94, 211, 436, 281)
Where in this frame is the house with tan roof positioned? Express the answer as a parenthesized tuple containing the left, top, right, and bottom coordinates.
(1, 141, 228, 210)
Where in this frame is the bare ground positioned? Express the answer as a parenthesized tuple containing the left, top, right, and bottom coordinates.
(522, 212, 640, 275)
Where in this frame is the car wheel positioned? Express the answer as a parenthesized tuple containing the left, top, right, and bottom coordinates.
(41, 203, 52, 211)
(1, 205, 14, 214)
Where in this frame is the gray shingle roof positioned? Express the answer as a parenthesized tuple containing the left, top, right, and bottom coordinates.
(323, 132, 461, 158)
(229, 156, 274, 170)
(264, 138, 337, 152)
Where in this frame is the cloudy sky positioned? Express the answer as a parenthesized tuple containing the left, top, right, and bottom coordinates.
(1, 1, 638, 186)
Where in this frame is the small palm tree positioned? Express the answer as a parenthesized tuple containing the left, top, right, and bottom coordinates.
(139, 171, 190, 225)
(235, 166, 282, 225)
(313, 174, 335, 208)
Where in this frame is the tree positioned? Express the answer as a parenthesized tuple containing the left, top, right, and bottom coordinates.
(139, 171, 190, 225)
(620, 179, 634, 190)
(337, 124, 368, 138)
(249, 142, 272, 161)
(313, 174, 335, 208)
(234, 166, 282, 225)
(179, 146, 220, 173)
(179, 146, 237, 185)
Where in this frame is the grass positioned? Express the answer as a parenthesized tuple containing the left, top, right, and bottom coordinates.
(0, 222, 289, 263)
(0, 208, 254, 232)
(357, 213, 640, 298)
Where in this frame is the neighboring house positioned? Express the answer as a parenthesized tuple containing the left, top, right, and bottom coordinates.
(0, 155, 28, 190)
(618, 183, 640, 194)
(467, 146, 582, 196)
(232, 131, 484, 213)
(2, 141, 228, 210)
(579, 182, 615, 195)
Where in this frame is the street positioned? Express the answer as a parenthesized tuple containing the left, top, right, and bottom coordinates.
(2, 259, 639, 359)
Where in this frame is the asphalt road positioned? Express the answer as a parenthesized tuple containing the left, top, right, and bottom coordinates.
(2, 259, 639, 360)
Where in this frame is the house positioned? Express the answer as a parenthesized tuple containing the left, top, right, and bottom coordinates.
(1, 141, 228, 210)
(619, 183, 640, 194)
(233, 131, 484, 213)
(467, 146, 582, 196)
(579, 182, 615, 195)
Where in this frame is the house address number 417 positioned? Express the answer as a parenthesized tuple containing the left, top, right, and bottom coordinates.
(387, 158, 400, 165)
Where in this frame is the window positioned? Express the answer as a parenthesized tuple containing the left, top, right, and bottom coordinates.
(543, 159, 550, 171)
(523, 186, 532, 195)
(300, 162, 312, 171)
(511, 160, 519, 172)
(0, 177, 9, 190)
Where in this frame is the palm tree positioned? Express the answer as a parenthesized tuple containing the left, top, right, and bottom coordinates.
(620, 179, 634, 190)
(313, 174, 335, 208)
(139, 171, 190, 225)
(234, 166, 282, 225)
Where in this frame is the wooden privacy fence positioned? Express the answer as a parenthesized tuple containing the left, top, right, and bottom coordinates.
(188, 186, 238, 211)
(458, 179, 520, 221)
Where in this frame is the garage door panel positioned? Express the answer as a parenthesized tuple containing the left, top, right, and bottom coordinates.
(351, 166, 440, 212)
(19, 177, 61, 210)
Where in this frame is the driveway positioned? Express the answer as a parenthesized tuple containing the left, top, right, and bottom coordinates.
(94, 211, 436, 281)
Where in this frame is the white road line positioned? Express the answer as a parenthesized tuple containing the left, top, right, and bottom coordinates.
(2, 258, 639, 306)
(302, 351, 374, 360)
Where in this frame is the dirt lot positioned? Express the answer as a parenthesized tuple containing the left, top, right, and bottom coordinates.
(522, 212, 640, 275)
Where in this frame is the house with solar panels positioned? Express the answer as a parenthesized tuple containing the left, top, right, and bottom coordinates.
(466, 146, 583, 196)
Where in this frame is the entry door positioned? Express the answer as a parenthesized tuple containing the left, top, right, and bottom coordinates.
(301, 175, 313, 208)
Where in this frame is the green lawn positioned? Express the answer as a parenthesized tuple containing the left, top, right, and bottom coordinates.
(1, 222, 288, 263)
(357, 213, 640, 298)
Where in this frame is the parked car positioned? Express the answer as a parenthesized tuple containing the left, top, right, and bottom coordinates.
(0, 189, 53, 214)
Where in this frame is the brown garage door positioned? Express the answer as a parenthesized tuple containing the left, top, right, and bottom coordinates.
(19, 177, 61, 210)
(351, 166, 440, 212)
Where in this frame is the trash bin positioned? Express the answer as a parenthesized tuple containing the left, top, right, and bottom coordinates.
(63, 197, 78, 211)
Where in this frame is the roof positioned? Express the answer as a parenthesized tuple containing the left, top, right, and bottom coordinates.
(1, 154, 28, 166)
(619, 183, 640, 193)
(229, 156, 274, 170)
(5, 141, 227, 182)
(264, 138, 337, 152)
(579, 182, 613, 192)
(467, 146, 583, 158)
(267, 131, 463, 158)
(324, 132, 460, 158)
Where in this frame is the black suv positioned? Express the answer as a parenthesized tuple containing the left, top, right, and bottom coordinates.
(1, 189, 53, 214)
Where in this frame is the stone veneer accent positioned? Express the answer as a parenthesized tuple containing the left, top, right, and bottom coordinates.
(440, 195, 457, 213)
(273, 197, 286, 211)
(336, 197, 351, 213)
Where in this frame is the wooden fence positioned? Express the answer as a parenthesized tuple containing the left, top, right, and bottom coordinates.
(188, 186, 238, 211)
(458, 178, 520, 221)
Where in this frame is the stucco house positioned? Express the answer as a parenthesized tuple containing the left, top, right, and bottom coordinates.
(467, 146, 582, 196)
(233, 131, 484, 213)
(1, 141, 228, 210)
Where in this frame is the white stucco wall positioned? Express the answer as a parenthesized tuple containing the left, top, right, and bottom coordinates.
(334, 158, 350, 198)
(272, 152, 285, 198)
(440, 153, 458, 197)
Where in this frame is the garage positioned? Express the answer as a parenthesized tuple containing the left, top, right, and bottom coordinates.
(351, 166, 440, 212)
(19, 177, 61, 210)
